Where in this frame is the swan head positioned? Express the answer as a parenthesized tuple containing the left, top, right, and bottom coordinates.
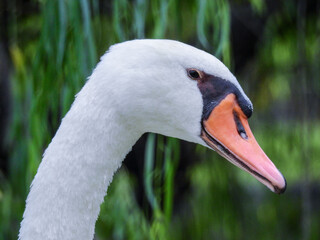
(96, 39, 286, 194)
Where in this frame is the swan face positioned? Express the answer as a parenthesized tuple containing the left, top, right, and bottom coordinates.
(101, 39, 286, 193)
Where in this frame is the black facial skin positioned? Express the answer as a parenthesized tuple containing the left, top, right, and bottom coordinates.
(194, 72, 253, 121)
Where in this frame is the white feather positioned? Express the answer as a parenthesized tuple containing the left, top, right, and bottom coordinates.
(19, 39, 249, 240)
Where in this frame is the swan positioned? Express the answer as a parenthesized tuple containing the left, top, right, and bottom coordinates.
(19, 39, 286, 240)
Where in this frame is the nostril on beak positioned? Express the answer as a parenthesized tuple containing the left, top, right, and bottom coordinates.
(233, 111, 248, 139)
(240, 131, 247, 139)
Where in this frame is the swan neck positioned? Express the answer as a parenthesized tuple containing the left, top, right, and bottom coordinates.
(19, 84, 141, 240)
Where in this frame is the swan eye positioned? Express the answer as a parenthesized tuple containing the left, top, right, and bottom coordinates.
(187, 69, 201, 80)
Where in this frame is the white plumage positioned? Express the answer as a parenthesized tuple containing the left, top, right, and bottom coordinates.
(19, 40, 273, 240)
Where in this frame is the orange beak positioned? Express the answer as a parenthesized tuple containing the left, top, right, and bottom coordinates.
(201, 94, 286, 193)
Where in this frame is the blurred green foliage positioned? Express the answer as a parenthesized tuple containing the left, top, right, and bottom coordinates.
(0, 0, 319, 240)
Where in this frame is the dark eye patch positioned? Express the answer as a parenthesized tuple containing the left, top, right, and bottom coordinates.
(195, 73, 253, 120)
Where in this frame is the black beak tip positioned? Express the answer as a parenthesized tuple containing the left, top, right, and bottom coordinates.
(273, 177, 287, 194)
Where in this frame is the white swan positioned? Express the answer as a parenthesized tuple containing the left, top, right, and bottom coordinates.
(19, 39, 286, 240)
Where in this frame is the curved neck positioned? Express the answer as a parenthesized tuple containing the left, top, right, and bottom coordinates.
(19, 81, 141, 240)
